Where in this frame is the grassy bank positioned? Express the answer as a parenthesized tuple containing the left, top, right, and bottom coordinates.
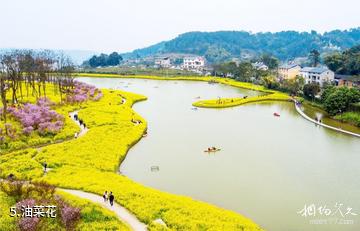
(0, 89, 263, 230)
(334, 112, 360, 127)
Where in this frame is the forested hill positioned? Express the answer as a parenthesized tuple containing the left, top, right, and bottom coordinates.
(122, 28, 360, 63)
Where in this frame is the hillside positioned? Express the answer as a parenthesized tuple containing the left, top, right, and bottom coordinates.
(122, 28, 360, 63)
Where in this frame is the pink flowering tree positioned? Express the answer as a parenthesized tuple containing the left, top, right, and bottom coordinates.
(66, 81, 103, 103)
(9, 97, 64, 136)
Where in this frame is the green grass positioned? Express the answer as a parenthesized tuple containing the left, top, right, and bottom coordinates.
(334, 112, 360, 127)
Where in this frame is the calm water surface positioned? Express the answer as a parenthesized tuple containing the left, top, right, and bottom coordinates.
(80, 77, 360, 231)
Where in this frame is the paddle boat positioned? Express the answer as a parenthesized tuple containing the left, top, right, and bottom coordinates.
(273, 112, 280, 117)
(204, 147, 221, 153)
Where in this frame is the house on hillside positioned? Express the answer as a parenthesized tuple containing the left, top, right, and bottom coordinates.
(182, 56, 205, 71)
(155, 57, 171, 68)
(300, 67, 335, 87)
(252, 62, 269, 71)
(335, 75, 360, 88)
(278, 63, 301, 79)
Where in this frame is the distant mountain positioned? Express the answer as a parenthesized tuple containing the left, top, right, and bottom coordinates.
(122, 28, 360, 63)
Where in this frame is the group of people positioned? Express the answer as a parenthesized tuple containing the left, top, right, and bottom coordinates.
(71, 113, 87, 139)
(73, 114, 86, 129)
(315, 117, 322, 123)
(131, 119, 142, 125)
(207, 147, 218, 151)
(103, 191, 115, 206)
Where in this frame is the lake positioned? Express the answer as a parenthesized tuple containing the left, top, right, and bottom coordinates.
(80, 77, 360, 231)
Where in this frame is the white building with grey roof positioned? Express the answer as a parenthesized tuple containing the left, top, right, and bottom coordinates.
(300, 67, 335, 87)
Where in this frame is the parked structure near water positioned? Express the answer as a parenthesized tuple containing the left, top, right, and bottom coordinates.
(277, 63, 301, 79)
(300, 67, 335, 87)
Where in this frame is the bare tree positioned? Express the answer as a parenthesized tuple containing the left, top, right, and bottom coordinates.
(0, 65, 9, 122)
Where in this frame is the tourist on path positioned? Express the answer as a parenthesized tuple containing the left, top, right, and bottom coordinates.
(109, 192, 114, 206)
(43, 161, 47, 173)
(103, 191, 108, 202)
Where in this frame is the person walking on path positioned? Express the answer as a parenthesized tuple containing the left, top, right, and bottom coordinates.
(109, 192, 114, 206)
(103, 191, 108, 202)
(43, 161, 47, 173)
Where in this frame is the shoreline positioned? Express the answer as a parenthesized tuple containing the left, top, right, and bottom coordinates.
(76, 73, 359, 135)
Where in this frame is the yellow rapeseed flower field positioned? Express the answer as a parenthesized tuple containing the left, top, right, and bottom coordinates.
(0, 87, 263, 230)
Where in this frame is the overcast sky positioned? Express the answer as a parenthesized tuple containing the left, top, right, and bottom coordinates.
(0, 0, 359, 53)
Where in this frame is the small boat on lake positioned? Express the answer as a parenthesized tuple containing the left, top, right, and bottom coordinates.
(204, 148, 221, 153)
(273, 112, 280, 117)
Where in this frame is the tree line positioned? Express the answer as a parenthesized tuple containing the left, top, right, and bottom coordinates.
(84, 52, 123, 68)
(0, 50, 75, 122)
(324, 45, 360, 75)
(124, 28, 360, 62)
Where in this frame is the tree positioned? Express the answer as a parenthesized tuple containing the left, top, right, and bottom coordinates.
(324, 53, 343, 73)
(213, 62, 238, 77)
(0, 70, 9, 122)
(323, 87, 360, 115)
(303, 83, 320, 100)
(324, 45, 360, 75)
(321, 85, 337, 103)
(236, 62, 254, 82)
(107, 52, 122, 66)
(260, 75, 280, 89)
(309, 49, 321, 67)
(281, 76, 305, 95)
(87, 52, 123, 68)
(88, 55, 99, 68)
(260, 53, 279, 69)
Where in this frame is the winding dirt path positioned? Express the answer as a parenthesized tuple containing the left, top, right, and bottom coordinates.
(66, 110, 148, 230)
(69, 111, 88, 137)
(59, 188, 148, 231)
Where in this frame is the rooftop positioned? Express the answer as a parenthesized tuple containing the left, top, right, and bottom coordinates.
(335, 74, 360, 82)
(279, 63, 300, 69)
(301, 67, 331, 74)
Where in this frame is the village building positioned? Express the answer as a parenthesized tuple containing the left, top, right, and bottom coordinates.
(278, 63, 301, 79)
(155, 57, 171, 68)
(252, 62, 269, 71)
(335, 74, 360, 88)
(183, 56, 205, 71)
(300, 67, 335, 87)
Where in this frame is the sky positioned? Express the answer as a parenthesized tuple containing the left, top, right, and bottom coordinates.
(0, 0, 359, 53)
